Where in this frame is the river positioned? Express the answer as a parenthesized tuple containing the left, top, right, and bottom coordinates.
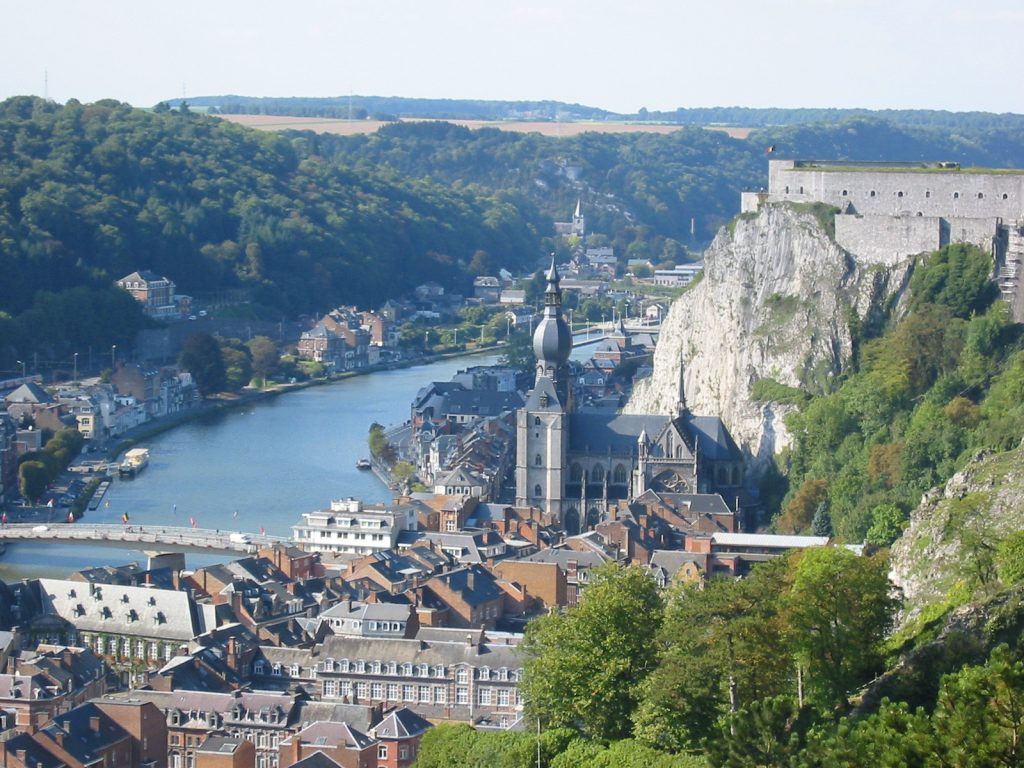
(1, 339, 604, 580)
(0, 353, 500, 579)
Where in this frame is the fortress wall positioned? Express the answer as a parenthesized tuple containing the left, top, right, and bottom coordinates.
(947, 216, 1001, 251)
(835, 214, 943, 266)
(767, 160, 1024, 220)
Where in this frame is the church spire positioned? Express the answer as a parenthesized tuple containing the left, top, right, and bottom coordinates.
(676, 357, 689, 418)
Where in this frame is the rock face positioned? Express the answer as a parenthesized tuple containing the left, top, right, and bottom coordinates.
(627, 203, 912, 473)
(890, 442, 1024, 624)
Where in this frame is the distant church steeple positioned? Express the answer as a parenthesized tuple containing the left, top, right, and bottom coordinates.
(572, 200, 585, 238)
(676, 357, 689, 419)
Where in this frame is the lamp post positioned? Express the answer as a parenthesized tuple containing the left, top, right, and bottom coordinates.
(111, 345, 117, 371)
(73, 352, 78, 384)
(506, 316, 511, 338)
(16, 359, 25, 378)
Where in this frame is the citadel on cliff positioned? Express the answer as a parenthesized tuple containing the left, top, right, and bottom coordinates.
(743, 159, 1024, 319)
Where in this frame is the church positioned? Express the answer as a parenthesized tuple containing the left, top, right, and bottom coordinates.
(515, 260, 745, 534)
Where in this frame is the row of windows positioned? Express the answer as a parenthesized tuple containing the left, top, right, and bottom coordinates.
(786, 185, 1011, 201)
(323, 680, 523, 707)
(567, 463, 630, 484)
(321, 658, 522, 681)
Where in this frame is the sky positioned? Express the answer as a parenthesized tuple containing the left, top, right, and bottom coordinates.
(2, 0, 1022, 115)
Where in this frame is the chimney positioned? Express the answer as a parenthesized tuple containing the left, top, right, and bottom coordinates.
(226, 637, 238, 670)
(466, 571, 475, 592)
(56, 732, 65, 747)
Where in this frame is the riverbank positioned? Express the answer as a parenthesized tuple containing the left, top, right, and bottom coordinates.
(107, 342, 507, 462)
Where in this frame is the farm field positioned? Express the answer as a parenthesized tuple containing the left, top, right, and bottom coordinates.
(217, 113, 752, 139)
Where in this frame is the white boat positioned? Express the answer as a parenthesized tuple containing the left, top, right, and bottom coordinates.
(119, 448, 150, 478)
(356, 458, 372, 470)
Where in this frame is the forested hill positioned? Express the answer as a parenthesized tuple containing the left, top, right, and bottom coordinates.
(0, 97, 549, 357)
(4, 95, 1024, 362)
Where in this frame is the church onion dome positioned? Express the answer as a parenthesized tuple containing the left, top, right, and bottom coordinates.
(533, 257, 573, 366)
(533, 314, 573, 365)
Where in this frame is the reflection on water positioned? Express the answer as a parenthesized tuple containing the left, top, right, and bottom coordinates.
(1, 354, 501, 579)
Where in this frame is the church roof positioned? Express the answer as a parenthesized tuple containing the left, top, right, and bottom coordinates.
(568, 413, 741, 461)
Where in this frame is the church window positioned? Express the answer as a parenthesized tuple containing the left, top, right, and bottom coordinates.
(717, 466, 728, 485)
(592, 464, 604, 483)
(978, 192, 984, 199)
(841, 189, 848, 196)
(869, 190, 876, 198)
(613, 464, 628, 484)
(535, 454, 542, 467)
(732, 466, 741, 485)
(534, 485, 542, 498)
(926, 190, 931, 198)
(897, 191, 903, 198)
(570, 463, 583, 482)
(534, 416, 541, 426)
(1003, 193, 1009, 200)
(799, 186, 804, 194)
(675, 446, 682, 459)
(784, 186, 789, 194)
(953, 192, 960, 199)
(665, 433, 673, 454)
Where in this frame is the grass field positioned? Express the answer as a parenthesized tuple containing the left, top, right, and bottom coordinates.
(217, 114, 752, 139)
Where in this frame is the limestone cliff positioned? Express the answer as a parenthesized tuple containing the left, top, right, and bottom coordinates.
(627, 203, 912, 471)
(890, 441, 1024, 624)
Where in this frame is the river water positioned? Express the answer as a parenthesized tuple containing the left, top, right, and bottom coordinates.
(2, 338, 605, 580)
(0, 354, 501, 579)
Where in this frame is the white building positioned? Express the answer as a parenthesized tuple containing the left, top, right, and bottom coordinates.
(291, 499, 418, 556)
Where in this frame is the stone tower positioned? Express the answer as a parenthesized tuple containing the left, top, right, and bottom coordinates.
(515, 257, 573, 519)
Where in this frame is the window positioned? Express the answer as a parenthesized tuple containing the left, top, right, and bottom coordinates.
(403, 684, 415, 701)
(479, 667, 490, 681)
(897, 191, 903, 198)
(613, 464, 628, 484)
(592, 464, 604, 483)
(533, 416, 541, 426)
(498, 689, 510, 706)
(420, 685, 431, 702)
(419, 663, 429, 677)
(478, 687, 492, 705)
(290, 664, 300, 677)
(324, 680, 338, 697)
(534, 484, 542, 498)
(456, 687, 469, 704)
(569, 463, 583, 482)
(534, 453, 542, 466)
(387, 683, 399, 700)
(371, 682, 383, 699)
(869, 190, 876, 198)
(356, 682, 368, 699)
(978, 192, 984, 199)
(457, 668, 469, 684)
(841, 189, 848, 196)
(434, 686, 447, 703)
(400, 745, 410, 760)
(378, 745, 388, 760)
(254, 660, 266, 675)
(1003, 193, 1009, 200)
(272, 663, 282, 676)
(954, 192, 960, 199)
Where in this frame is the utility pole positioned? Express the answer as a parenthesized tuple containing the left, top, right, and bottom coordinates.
(73, 352, 78, 384)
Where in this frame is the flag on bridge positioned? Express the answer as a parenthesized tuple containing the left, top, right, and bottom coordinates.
(122, 512, 129, 524)
(67, 512, 74, 523)
(190, 517, 198, 529)
(47, 498, 54, 508)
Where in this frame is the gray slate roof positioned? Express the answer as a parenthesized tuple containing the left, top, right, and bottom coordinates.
(36, 578, 203, 641)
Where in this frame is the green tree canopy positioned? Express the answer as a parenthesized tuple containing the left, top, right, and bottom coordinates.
(522, 563, 664, 742)
(178, 332, 226, 395)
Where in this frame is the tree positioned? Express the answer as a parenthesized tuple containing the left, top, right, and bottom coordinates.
(219, 338, 253, 390)
(783, 548, 900, 713)
(367, 423, 388, 459)
(997, 531, 1024, 586)
(810, 501, 833, 537)
(776, 479, 829, 534)
(522, 564, 664, 742)
(633, 558, 791, 753)
(865, 504, 907, 547)
(178, 333, 226, 395)
(247, 335, 278, 385)
(18, 460, 49, 503)
(710, 695, 810, 768)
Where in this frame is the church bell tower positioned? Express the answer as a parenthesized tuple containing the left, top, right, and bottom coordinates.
(515, 257, 573, 520)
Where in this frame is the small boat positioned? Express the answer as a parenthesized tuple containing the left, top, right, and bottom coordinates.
(118, 448, 150, 478)
(356, 458, 372, 470)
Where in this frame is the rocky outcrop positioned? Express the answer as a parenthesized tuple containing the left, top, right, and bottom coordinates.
(890, 441, 1024, 624)
(627, 203, 913, 472)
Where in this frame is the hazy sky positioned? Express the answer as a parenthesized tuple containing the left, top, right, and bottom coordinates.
(2, 0, 1021, 114)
